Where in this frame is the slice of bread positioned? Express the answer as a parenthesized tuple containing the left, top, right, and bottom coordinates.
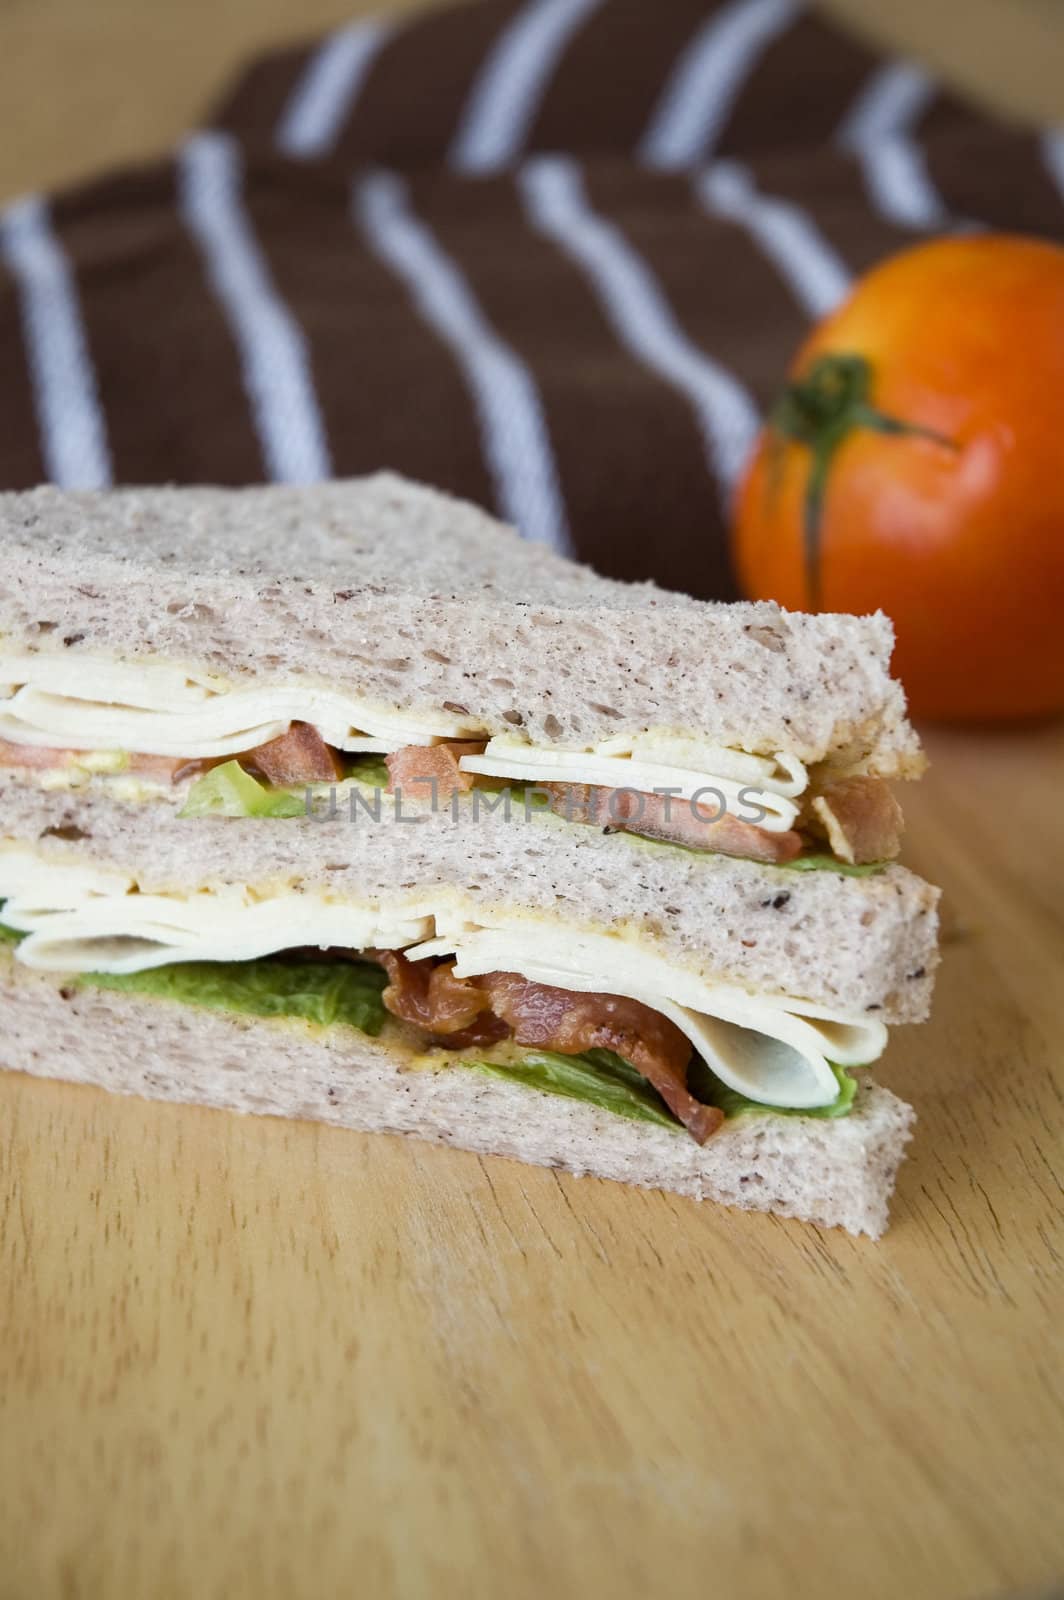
(0, 951, 915, 1238)
(0, 775, 940, 1022)
(0, 474, 921, 774)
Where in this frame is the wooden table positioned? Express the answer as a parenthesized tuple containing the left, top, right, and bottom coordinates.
(2, 2, 1063, 1596)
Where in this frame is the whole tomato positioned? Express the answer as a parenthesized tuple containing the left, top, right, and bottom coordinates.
(733, 234, 1064, 720)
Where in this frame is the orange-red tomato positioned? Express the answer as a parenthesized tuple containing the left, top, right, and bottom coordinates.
(733, 234, 1064, 721)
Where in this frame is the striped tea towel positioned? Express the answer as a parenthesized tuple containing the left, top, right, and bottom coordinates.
(1, 0, 1061, 597)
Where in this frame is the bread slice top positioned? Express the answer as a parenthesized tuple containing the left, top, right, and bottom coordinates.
(0, 474, 922, 774)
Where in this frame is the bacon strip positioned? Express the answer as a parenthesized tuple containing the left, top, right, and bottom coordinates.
(2, 725, 342, 788)
(546, 783, 804, 864)
(0, 737, 79, 769)
(246, 722, 345, 785)
(369, 948, 719, 1143)
(370, 951, 510, 1047)
(386, 741, 487, 804)
(473, 971, 722, 1144)
(810, 777, 903, 864)
(0, 738, 185, 783)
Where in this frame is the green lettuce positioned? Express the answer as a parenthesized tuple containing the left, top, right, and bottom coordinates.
(471, 1047, 681, 1131)
(781, 854, 885, 877)
(475, 1047, 856, 1128)
(688, 1057, 857, 1120)
(0, 909, 389, 1035)
(178, 760, 307, 819)
(345, 754, 391, 789)
(81, 953, 389, 1034)
(179, 755, 397, 819)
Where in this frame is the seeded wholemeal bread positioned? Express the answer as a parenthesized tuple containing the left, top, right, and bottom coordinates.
(0, 775, 939, 1021)
(0, 475, 921, 774)
(0, 951, 915, 1238)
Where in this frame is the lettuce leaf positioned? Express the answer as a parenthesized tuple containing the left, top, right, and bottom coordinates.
(179, 755, 395, 819)
(688, 1057, 857, 1119)
(178, 760, 306, 819)
(471, 1047, 681, 1131)
(82, 953, 389, 1034)
(781, 853, 885, 877)
(474, 1046, 856, 1128)
(345, 754, 391, 789)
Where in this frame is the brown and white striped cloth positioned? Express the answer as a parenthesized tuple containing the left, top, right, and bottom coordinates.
(1, 0, 1061, 597)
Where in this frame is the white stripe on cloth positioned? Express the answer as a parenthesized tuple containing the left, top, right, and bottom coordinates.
(450, 0, 603, 173)
(836, 61, 948, 229)
(276, 20, 393, 158)
(354, 170, 571, 552)
(0, 195, 112, 488)
(697, 160, 851, 319)
(519, 156, 759, 505)
(1042, 128, 1064, 201)
(178, 132, 332, 484)
(639, 0, 798, 170)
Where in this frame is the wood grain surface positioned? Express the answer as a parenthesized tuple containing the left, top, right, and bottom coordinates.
(2, 2, 1064, 1597)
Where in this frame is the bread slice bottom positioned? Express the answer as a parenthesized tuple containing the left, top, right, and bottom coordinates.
(0, 954, 915, 1238)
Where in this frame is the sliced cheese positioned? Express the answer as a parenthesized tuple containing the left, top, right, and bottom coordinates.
(1, 880, 434, 978)
(0, 844, 133, 904)
(0, 850, 883, 1112)
(0, 655, 224, 709)
(459, 737, 806, 833)
(6, 895, 434, 972)
(0, 653, 486, 758)
(594, 734, 807, 795)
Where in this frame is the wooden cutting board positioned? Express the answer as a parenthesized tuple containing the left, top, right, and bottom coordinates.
(2, 720, 1063, 1599)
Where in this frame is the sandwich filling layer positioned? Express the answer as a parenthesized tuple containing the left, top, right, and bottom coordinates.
(0, 847, 887, 1131)
(0, 930, 863, 1142)
(0, 653, 904, 867)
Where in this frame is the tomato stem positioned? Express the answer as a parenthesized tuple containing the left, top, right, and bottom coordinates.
(768, 353, 955, 610)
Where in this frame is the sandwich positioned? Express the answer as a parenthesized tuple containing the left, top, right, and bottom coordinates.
(0, 475, 939, 1236)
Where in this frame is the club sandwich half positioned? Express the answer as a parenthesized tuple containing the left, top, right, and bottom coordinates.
(0, 475, 939, 1235)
